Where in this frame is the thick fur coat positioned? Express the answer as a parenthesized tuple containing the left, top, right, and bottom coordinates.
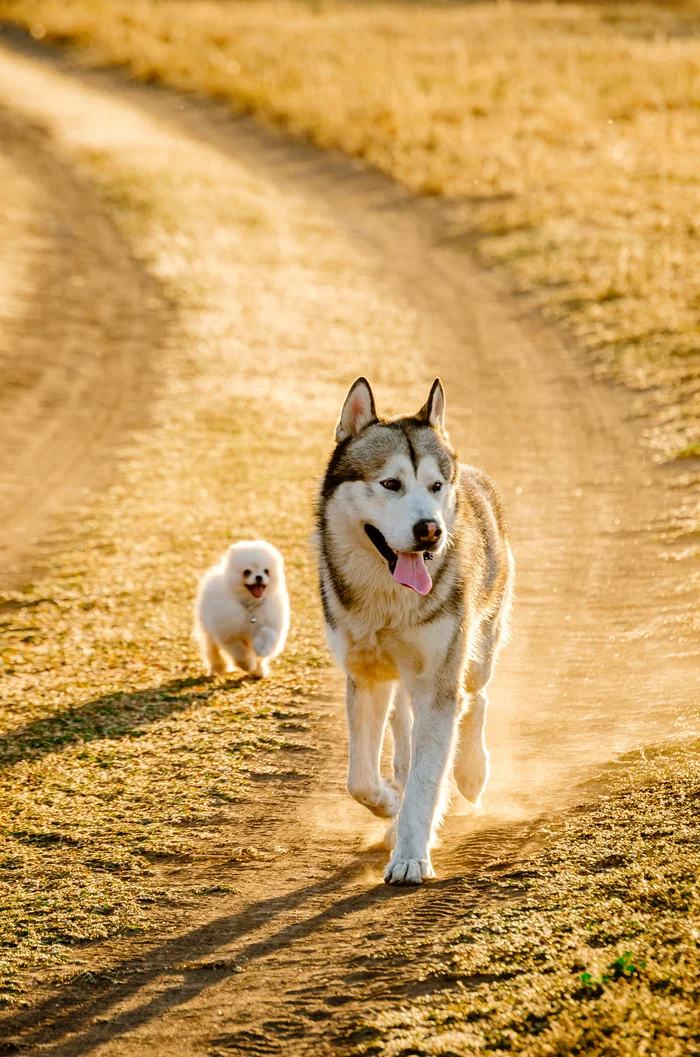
(316, 378, 513, 883)
(194, 540, 289, 679)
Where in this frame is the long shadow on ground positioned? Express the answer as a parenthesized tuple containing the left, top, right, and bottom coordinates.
(0, 856, 427, 1056)
(0, 675, 246, 771)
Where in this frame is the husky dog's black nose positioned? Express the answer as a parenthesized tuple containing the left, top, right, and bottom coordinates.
(413, 520, 442, 547)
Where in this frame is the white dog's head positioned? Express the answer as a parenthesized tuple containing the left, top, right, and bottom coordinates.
(224, 540, 284, 601)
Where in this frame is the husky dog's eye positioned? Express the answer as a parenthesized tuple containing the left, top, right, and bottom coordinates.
(380, 479, 401, 492)
(243, 569, 251, 577)
(431, 482, 443, 493)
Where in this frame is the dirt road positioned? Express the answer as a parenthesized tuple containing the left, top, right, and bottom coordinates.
(0, 30, 697, 1055)
(0, 94, 165, 589)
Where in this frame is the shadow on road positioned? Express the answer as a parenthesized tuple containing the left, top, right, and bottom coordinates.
(0, 675, 246, 771)
(0, 856, 421, 1056)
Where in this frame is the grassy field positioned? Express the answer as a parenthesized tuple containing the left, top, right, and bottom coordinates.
(3, 0, 700, 463)
(339, 744, 700, 1056)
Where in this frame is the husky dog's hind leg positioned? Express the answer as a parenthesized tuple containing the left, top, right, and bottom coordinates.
(453, 603, 510, 804)
(453, 691, 490, 806)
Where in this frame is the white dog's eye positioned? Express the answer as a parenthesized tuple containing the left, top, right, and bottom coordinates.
(264, 568, 269, 576)
(243, 569, 251, 577)
(430, 482, 443, 493)
(380, 479, 401, 492)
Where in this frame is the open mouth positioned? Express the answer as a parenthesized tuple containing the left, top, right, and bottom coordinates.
(364, 525, 433, 596)
(246, 583, 266, 599)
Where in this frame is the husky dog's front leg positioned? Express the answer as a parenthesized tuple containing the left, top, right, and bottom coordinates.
(390, 686, 412, 795)
(383, 686, 413, 853)
(346, 677, 401, 819)
(384, 686, 459, 884)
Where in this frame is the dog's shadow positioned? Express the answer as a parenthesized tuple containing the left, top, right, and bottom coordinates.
(0, 673, 248, 771)
(0, 854, 419, 1057)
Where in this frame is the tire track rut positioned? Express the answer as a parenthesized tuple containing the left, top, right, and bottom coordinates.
(0, 101, 166, 589)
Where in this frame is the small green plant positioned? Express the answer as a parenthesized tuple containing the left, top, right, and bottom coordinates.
(674, 441, 700, 460)
(581, 951, 646, 989)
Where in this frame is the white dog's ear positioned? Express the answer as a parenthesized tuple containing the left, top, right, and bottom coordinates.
(417, 378, 446, 433)
(336, 377, 377, 443)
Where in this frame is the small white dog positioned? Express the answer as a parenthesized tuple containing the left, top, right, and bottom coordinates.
(193, 540, 289, 678)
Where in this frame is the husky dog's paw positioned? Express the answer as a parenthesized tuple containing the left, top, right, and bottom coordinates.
(454, 741, 490, 806)
(383, 856, 435, 885)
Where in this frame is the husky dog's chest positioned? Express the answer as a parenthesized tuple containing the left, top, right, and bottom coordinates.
(343, 636, 428, 681)
(329, 614, 433, 682)
(344, 641, 400, 681)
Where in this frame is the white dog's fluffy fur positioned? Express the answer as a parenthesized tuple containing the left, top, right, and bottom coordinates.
(194, 540, 289, 678)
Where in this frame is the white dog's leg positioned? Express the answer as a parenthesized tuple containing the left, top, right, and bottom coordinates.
(346, 677, 401, 820)
(390, 686, 412, 795)
(198, 630, 227, 676)
(453, 609, 504, 804)
(252, 626, 280, 659)
(453, 691, 489, 805)
(218, 638, 262, 677)
(384, 691, 459, 884)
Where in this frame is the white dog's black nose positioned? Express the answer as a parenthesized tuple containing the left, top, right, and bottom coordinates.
(255, 574, 264, 583)
(413, 520, 442, 547)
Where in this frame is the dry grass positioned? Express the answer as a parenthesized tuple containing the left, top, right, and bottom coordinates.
(3, 0, 700, 461)
(338, 744, 700, 1056)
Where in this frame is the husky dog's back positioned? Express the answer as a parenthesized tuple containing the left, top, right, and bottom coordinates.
(316, 378, 513, 884)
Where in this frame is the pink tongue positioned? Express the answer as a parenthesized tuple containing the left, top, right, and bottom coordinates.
(393, 552, 432, 595)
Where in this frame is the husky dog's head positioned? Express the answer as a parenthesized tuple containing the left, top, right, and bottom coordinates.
(321, 378, 458, 596)
(224, 540, 284, 601)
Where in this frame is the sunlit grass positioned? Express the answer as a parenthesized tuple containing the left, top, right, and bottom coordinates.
(338, 742, 700, 1055)
(4, 0, 700, 460)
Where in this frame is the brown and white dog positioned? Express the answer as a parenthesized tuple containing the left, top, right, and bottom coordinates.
(316, 378, 513, 883)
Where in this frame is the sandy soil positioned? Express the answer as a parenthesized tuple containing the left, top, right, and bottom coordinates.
(0, 30, 697, 1056)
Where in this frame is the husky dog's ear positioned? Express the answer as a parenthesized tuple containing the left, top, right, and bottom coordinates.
(417, 378, 446, 433)
(335, 377, 377, 443)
